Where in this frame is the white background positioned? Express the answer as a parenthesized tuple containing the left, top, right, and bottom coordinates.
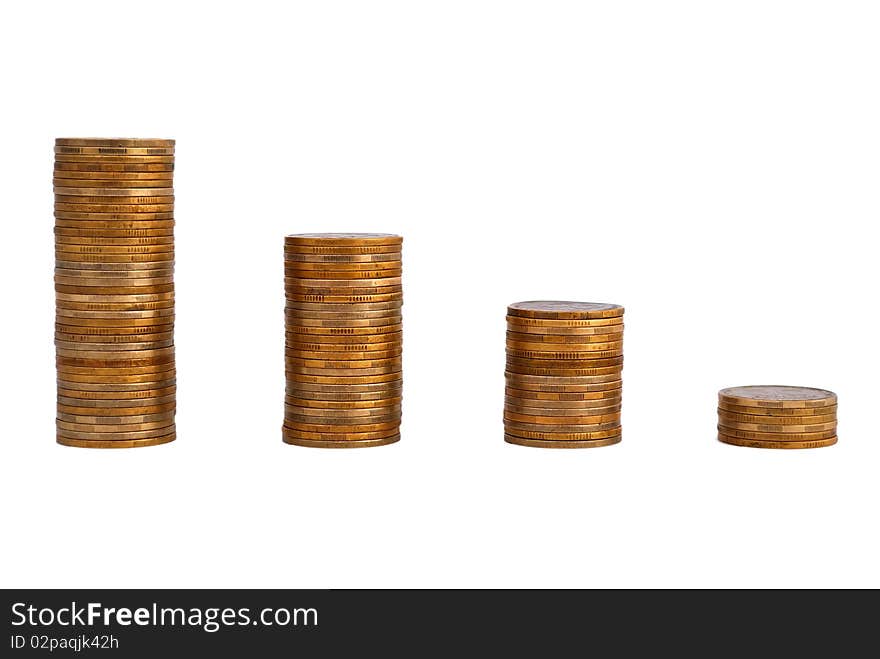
(1, 1, 878, 588)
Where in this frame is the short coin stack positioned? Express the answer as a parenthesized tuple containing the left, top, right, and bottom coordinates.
(54, 138, 176, 448)
(504, 301, 624, 448)
(717, 386, 838, 449)
(283, 233, 403, 448)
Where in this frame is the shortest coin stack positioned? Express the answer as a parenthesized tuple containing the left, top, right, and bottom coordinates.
(717, 386, 838, 449)
(504, 301, 624, 448)
(283, 233, 403, 448)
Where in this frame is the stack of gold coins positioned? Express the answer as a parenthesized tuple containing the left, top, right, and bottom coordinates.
(504, 301, 624, 448)
(54, 138, 176, 448)
(283, 233, 403, 448)
(717, 386, 838, 449)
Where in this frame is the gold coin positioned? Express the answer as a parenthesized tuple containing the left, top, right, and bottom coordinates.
(504, 411, 620, 425)
(284, 405, 401, 419)
(717, 434, 837, 449)
(284, 252, 401, 263)
(55, 268, 174, 280)
(282, 420, 399, 433)
(505, 365, 622, 377)
(283, 416, 400, 429)
(717, 402, 837, 416)
(56, 260, 174, 272)
(505, 403, 621, 417)
(53, 179, 174, 190)
(285, 233, 402, 247)
(286, 390, 400, 403)
(717, 420, 837, 433)
(503, 419, 621, 433)
(53, 170, 174, 181)
(58, 373, 176, 384)
(55, 203, 174, 213)
(285, 396, 401, 409)
(715, 426, 838, 441)
(55, 356, 174, 372)
(57, 391, 176, 407)
(57, 410, 175, 424)
(504, 396, 621, 410)
(55, 235, 174, 245)
(55, 145, 175, 155)
(288, 381, 402, 394)
(56, 426, 176, 441)
(285, 338, 399, 351)
(506, 330, 623, 344)
(506, 346, 624, 359)
(286, 372, 401, 385)
(58, 378, 176, 392)
(56, 420, 174, 433)
(55, 214, 174, 223)
(56, 229, 173, 239)
(285, 309, 401, 320)
(284, 245, 401, 256)
(285, 356, 401, 369)
(286, 323, 402, 336)
(54, 188, 174, 198)
(55, 277, 173, 289)
(506, 357, 623, 369)
(55, 154, 174, 163)
(56, 286, 174, 297)
(57, 403, 175, 417)
(54, 162, 174, 173)
(56, 331, 173, 343)
(503, 427, 622, 441)
(282, 431, 400, 448)
(717, 410, 836, 425)
(504, 372, 622, 386)
(718, 385, 837, 409)
(58, 385, 176, 400)
(507, 336, 624, 349)
(284, 260, 401, 270)
(507, 301, 624, 320)
(57, 433, 176, 449)
(286, 300, 402, 312)
(504, 434, 621, 449)
(285, 270, 403, 281)
(285, 365, 402, 377)
(285, 349, 401, 362)
(56, 314, 174, 325)
(286, 332, 402, 346)
(506, 316, 624, 329)
(283, 436, 400, 448)
(284, 285, 403, 296)
(505, 386, 621, 400)
(56, 290, 174, 302)
(55, 138, 175, 148)
(55, 323, 174, 340)
(285, 293, 402, 304)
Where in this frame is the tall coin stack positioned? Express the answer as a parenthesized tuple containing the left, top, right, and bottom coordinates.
(283, 233, 403, 448)
(504, 301, 624, 448)
(54, 138, 176, 448)
(717, 386, 838, 449)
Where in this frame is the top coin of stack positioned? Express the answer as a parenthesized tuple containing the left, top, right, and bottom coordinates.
(504, 301, 624, 448)
(54, 138, 176, 449)
(283, 233, 403, 448)
(717, 385, 838, 449)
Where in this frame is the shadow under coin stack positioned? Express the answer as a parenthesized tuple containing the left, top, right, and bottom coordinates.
(717, 386, 838, 449)
(54, 138, 176, 448)
(283, 233, 403, 448)
(504, 301, 624, 448)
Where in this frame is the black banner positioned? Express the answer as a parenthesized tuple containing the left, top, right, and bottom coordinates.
(1, 590, 874, 654)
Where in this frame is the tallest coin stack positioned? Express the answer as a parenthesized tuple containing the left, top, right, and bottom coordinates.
(54, 138, 176, 448)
